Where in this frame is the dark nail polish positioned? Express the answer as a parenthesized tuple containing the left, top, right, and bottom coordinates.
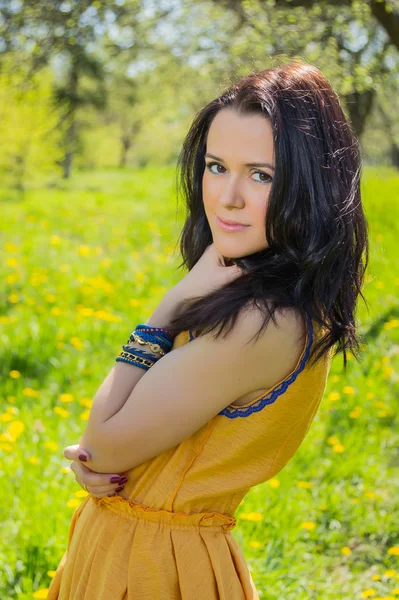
(110, 476, 121, 483)
(115, 485, 124, 493)
(119, 477, 128, 484)
(79, 454, 88, 462)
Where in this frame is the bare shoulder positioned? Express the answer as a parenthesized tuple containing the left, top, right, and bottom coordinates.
(228, 304, 308, 392)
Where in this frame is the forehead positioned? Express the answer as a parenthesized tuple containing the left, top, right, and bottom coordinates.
(206, 109, 274, 160)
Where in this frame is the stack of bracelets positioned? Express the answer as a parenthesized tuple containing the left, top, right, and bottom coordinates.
(115, 324, 176, 372)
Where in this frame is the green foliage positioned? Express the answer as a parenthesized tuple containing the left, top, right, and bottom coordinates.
(0, 54, 66, 192)
(0, 166, 398, 599)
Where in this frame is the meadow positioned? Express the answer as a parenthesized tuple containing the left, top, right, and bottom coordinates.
(1, 165, 399, 599)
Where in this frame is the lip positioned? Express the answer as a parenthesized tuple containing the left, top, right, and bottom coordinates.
(216, 216, 250, 232)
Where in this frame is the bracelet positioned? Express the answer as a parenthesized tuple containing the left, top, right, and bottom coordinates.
(116, 324, 176, 372)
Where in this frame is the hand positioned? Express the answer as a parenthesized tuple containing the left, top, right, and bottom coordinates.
(176, 242, 244, 302)
(64, 444, 128, 498)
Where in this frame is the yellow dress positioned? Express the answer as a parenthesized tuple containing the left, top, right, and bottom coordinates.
(48, 312, 332, 599)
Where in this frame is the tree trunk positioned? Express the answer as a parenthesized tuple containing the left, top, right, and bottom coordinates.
(63, 62, 79, 179)
(119, 134, 132, 168)
(343, 88, 376, 139)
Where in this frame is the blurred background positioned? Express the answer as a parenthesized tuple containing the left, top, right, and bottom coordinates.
(1, 1, 399, 599)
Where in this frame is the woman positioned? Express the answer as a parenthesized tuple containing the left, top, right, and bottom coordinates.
(48, 60, 369, 599)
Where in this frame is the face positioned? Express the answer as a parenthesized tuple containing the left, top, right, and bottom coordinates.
(202, 108, 275, 259)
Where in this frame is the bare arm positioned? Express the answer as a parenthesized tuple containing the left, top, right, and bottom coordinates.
(79, 287, 182, 435)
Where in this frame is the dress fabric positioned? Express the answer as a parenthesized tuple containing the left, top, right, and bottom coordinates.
(48, 312, 332, 599)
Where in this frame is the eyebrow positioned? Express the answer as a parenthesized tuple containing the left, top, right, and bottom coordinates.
(205, 153, 275, 171)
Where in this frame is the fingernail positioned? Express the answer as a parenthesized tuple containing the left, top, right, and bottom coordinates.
(79, 454, 88, 462)
(110, 476, 121, 483)
(119, 477, 128, 484)
(115, 485, 124, 493)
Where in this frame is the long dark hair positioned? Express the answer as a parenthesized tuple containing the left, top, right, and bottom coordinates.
(167, 59, 369, 371)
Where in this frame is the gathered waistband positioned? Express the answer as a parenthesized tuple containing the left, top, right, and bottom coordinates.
(88, 494, 237, 532)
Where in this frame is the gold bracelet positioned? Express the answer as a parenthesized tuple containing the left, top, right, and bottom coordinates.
(129, 333, 165, 356)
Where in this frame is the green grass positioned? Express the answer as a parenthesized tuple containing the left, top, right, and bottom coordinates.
(1, 165, 398, 599)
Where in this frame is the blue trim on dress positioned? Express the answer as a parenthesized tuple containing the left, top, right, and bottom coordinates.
(187, 311, 313, 419)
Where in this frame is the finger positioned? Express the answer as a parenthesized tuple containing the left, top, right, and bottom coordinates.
(82, 483, 124, 496)
(64, 444, 91, 462)
(70, 460, 126, 488)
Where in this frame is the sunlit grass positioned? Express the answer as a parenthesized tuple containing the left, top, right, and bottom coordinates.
(1, 165, 398, 599)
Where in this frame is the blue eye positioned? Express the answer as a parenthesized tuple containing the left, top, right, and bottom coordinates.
(205, 162, 272, 184)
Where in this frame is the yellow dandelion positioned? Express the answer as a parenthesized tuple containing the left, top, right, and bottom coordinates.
(70, 337, 83, 350)
(268, 478, 280, 488)
(384, 319, 399, 330)
(51, 307, 62, 316)
(8, 293, 19, 303)
(239, 512, 263, 521)
(371, 575, 381, 581)
(384, 570, 396, 577)
(51, 235, 61, 245)
(361, 590, 376, 598)
(78, 245, 90, 256)
(79, 398, 92, 408)
(47, 570, 57, 577)
(297, 481, 313, 488)
(100, 258, 112, 267)
(365, 491, 376, 499)
(6, 406, 18, 414)
(78, 307, 94, 317)
(129, 298, 141, 307)
(75, 490, 89, 498)
(60, 466, 70, 474)
(343, 386, 355, 395)
(383, 366, 394, 379)
(327, 435, 340, 445)
(341, 546, 351, 555)
(0, 442, 13, 452)
(349, 409, 361, 418)
(301, 521, 316, 530)
(59, 393, 74, 403)
(6, 273, 19, 284)
(7, 420, 25, 441)
(5, 242, 18, 252)
(44, 441, 58, 451)
(332, 444, 345, 453)
(67, 498, 81, 508)
(23, 387, 40, 398)
(391, 589, 399, 594)
(28, 456, 39, 464)
(327, 391, 341, 401)
(6, 257, 19, 268)
(53, 407, 69, 418)
(249, 541, 262, 548)
(33, 589, 49, 599)
(388, 547, 399, 556)
(1, 412, 13, 422)
(319, 504, 328, 511)
(9, 370, 21, 379)
(80, 409, 90, 421)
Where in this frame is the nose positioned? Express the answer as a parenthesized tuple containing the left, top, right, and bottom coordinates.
(218, 175, 245, 209)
